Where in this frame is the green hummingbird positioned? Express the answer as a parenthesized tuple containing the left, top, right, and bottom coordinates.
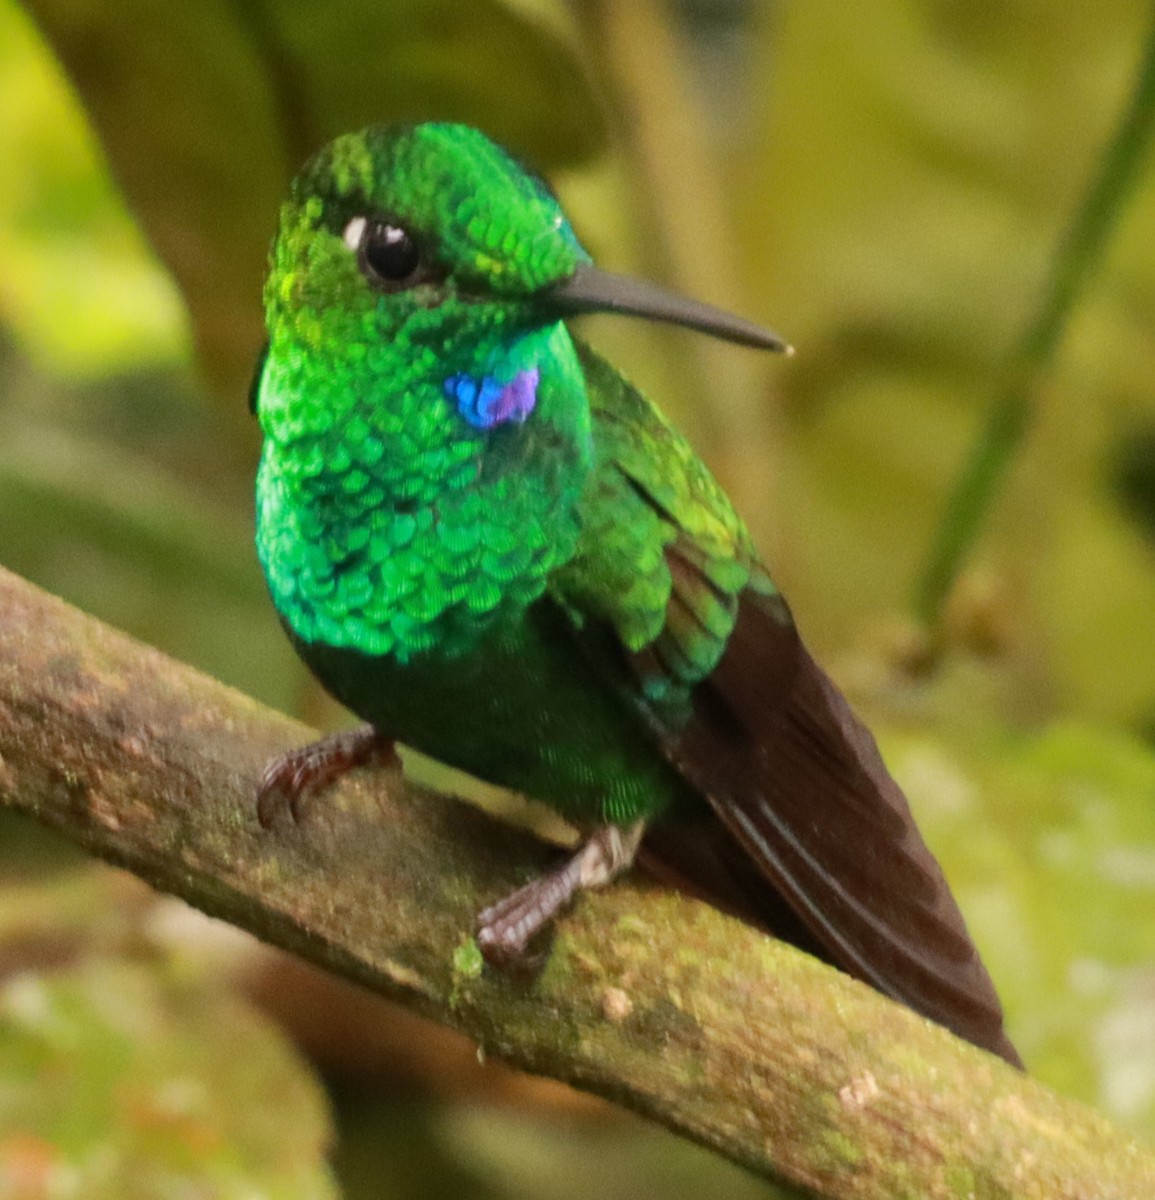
(252, 122, 1020, 1068)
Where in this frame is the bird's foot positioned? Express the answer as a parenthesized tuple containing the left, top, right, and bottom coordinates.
(476, 821, 644, 964)
(257, 725, 400, 827)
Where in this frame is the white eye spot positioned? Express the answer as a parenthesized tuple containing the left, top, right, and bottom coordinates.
(343, 216, 367, 251)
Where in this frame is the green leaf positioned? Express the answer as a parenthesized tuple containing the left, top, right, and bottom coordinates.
(886, 717, 1155, 1137)
(736, 0, 1155, 725)
(0, 2, 188, 374)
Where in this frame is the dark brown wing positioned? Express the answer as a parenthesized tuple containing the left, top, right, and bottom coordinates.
(637, 545, 1021, 1067)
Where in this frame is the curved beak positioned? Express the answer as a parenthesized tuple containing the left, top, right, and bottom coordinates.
(544, 263, 791, 354)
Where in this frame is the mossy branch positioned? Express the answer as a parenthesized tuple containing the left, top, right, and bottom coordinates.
(0, 565, 1150, 1198)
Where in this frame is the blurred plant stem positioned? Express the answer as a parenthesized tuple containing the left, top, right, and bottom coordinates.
(916, 16, 1155, 628)
(574, 0, 784, 550)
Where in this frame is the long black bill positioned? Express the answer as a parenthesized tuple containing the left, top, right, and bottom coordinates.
(545, 263, 791, 354)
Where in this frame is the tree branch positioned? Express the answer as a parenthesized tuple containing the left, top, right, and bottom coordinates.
(0, 566, 1150, 1198)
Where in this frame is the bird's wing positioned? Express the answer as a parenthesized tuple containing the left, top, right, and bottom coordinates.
(551, 339, 1019, 1066)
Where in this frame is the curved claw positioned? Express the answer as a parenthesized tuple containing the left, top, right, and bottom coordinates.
(476, 821, 645, 965)
(476, 882, 557, 963)
(257, 726, 399, 828)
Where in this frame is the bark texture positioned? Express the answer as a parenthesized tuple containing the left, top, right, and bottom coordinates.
(0, 565, 1150, 1198)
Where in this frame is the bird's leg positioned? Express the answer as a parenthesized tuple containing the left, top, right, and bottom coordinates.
(257, 724, 400, 827)
(476, 820, 645, 963)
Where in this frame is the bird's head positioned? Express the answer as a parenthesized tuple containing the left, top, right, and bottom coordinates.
(258, 122, 788, 439)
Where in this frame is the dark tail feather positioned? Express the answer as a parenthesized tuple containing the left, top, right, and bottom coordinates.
(642, 589, 1022, 1068)
(639, 808, 833, 962)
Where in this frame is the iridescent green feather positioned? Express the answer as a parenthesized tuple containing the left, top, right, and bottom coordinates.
(555, 340, 773, 709)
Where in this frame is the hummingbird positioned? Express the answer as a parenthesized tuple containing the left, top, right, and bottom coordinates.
(252, 122, 1020, 1068)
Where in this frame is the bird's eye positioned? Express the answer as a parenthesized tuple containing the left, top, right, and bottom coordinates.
(364, 223, 420, 281)
(346, 217, 423, 289)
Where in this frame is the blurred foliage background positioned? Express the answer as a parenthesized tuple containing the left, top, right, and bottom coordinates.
(1, 0, 1154, 1195)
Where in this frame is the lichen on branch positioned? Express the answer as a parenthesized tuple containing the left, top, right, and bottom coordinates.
(0, 566, 1150, 1199)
